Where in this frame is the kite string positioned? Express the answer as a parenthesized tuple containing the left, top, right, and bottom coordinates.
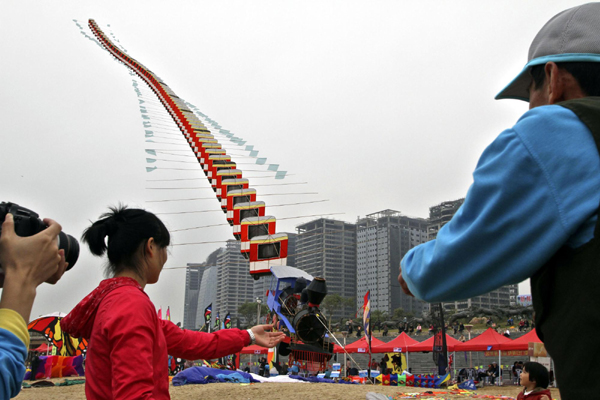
(314, 313, 368, 379)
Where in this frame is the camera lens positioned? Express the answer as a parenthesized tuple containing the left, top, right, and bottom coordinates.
(57, 232, 79, 270)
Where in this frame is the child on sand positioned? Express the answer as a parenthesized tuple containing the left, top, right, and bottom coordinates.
(517, 362, 552, 400)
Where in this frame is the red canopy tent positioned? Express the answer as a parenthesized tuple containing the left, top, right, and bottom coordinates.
(454, 328, 511, 352)
(240, 344, 268, 354)
(454, 328, 513, 375)
(407, 334, 462, 352)
(344, 336, 385, 353)
(372, 332, 421, 372)
(499, 329, 542, 351)
(333, 343, 345, 354)
(373, 332, 420, 353)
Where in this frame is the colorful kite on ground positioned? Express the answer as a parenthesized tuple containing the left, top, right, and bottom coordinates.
(27, 313, 88, 357)
(25, 355, 85, 380)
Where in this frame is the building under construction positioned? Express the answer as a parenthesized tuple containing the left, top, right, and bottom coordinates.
(427, 198, 465, 240)
(426, 199, 518, 311)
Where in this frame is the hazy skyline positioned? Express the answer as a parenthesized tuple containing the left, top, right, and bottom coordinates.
(0, 1, 582, 323)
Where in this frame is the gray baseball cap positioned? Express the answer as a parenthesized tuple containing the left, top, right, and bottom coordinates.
(496, 3, 600, 101)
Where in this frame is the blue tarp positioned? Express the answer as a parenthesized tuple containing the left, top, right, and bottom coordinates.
(172, 367, 260, 386)
(173, 367, 359, 386)
(458, 379, 477, 390)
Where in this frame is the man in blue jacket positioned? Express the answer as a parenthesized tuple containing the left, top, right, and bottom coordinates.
(398, 4, 600, 399)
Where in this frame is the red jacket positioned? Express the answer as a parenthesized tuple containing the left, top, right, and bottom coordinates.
(62, 278, 250, 399)
(516, 387, 552, 400)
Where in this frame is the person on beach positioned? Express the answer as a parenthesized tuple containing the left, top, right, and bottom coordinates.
(517, 362, 551, 400)
(61, 205, 284, 400)
(488, 361, 500, 385)
(398, 4, 600, 398)
(477, 365, 491, 384)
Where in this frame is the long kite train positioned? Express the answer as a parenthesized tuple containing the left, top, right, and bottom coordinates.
(88, 19, 287, 279)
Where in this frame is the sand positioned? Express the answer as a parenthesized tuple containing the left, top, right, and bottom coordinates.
(14, 379, 562, 400)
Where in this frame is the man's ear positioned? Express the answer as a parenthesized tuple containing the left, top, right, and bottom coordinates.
(546, 62, 587, 103)
(545, 62, 565, 104)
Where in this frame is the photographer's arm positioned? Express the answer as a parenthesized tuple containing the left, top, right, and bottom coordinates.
(0, 215, 66, 397)
(0, 214, 67, 322)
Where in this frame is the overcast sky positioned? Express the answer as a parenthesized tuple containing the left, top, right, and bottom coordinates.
(0, 0, 585, 324)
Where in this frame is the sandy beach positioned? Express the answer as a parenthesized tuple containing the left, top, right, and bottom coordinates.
(14, 379, 562, 400)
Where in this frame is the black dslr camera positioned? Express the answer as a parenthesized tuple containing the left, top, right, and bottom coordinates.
(0, 202, 79, 270)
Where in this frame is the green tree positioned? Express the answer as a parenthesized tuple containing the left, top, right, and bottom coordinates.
(393, 308, 406, 320)
(393, 308, 414, 320)
(321, 294, 354, 316)
(320, 294, 354, 329)
(320, 293, 343, 316)
(238, 301, 268, 326)
(370, 309, 389, 327)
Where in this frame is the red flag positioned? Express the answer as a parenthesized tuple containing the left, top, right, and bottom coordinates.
(158, 307, 162, 320)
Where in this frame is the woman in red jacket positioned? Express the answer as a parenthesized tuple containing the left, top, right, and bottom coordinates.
(61, 206, 284, 400)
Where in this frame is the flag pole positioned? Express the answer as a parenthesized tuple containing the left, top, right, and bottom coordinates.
(368, 325, 372, 382)
(363, 290, 371, 382)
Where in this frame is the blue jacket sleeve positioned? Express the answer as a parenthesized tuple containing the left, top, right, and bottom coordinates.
(0, 309, 29, 399)
(401, 105, 600, 302)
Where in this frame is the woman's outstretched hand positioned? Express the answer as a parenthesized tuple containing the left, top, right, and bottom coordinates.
(251, 324, 286, 348)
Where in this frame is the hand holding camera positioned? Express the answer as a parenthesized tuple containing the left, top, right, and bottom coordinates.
(0, 214, 66, 287)
(0, 202, 80, 322)
(0, 202, 79, 274)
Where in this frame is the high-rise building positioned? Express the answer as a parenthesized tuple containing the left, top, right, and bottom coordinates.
(286, 232, 298, 269)
(195, 266, 218, 329)
(183, 263, 205, 329)
(215, 240, 255, 321)
(427, 199, 519, 311)
(357, 210, 429, 316)
(295, 218, 357, 320)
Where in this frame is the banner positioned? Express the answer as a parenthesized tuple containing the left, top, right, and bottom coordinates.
(363, 291, 371, 349)
(383, 352, 406, 374)
(484, 350, 528, 357)
(204, 304, 212, 326)
(225, 313, 231, 329)
(431, 303, 448, 376)
(528, 342, 548, 357)
(517, 294, 533, 306)
(214, 312, 220, 330)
